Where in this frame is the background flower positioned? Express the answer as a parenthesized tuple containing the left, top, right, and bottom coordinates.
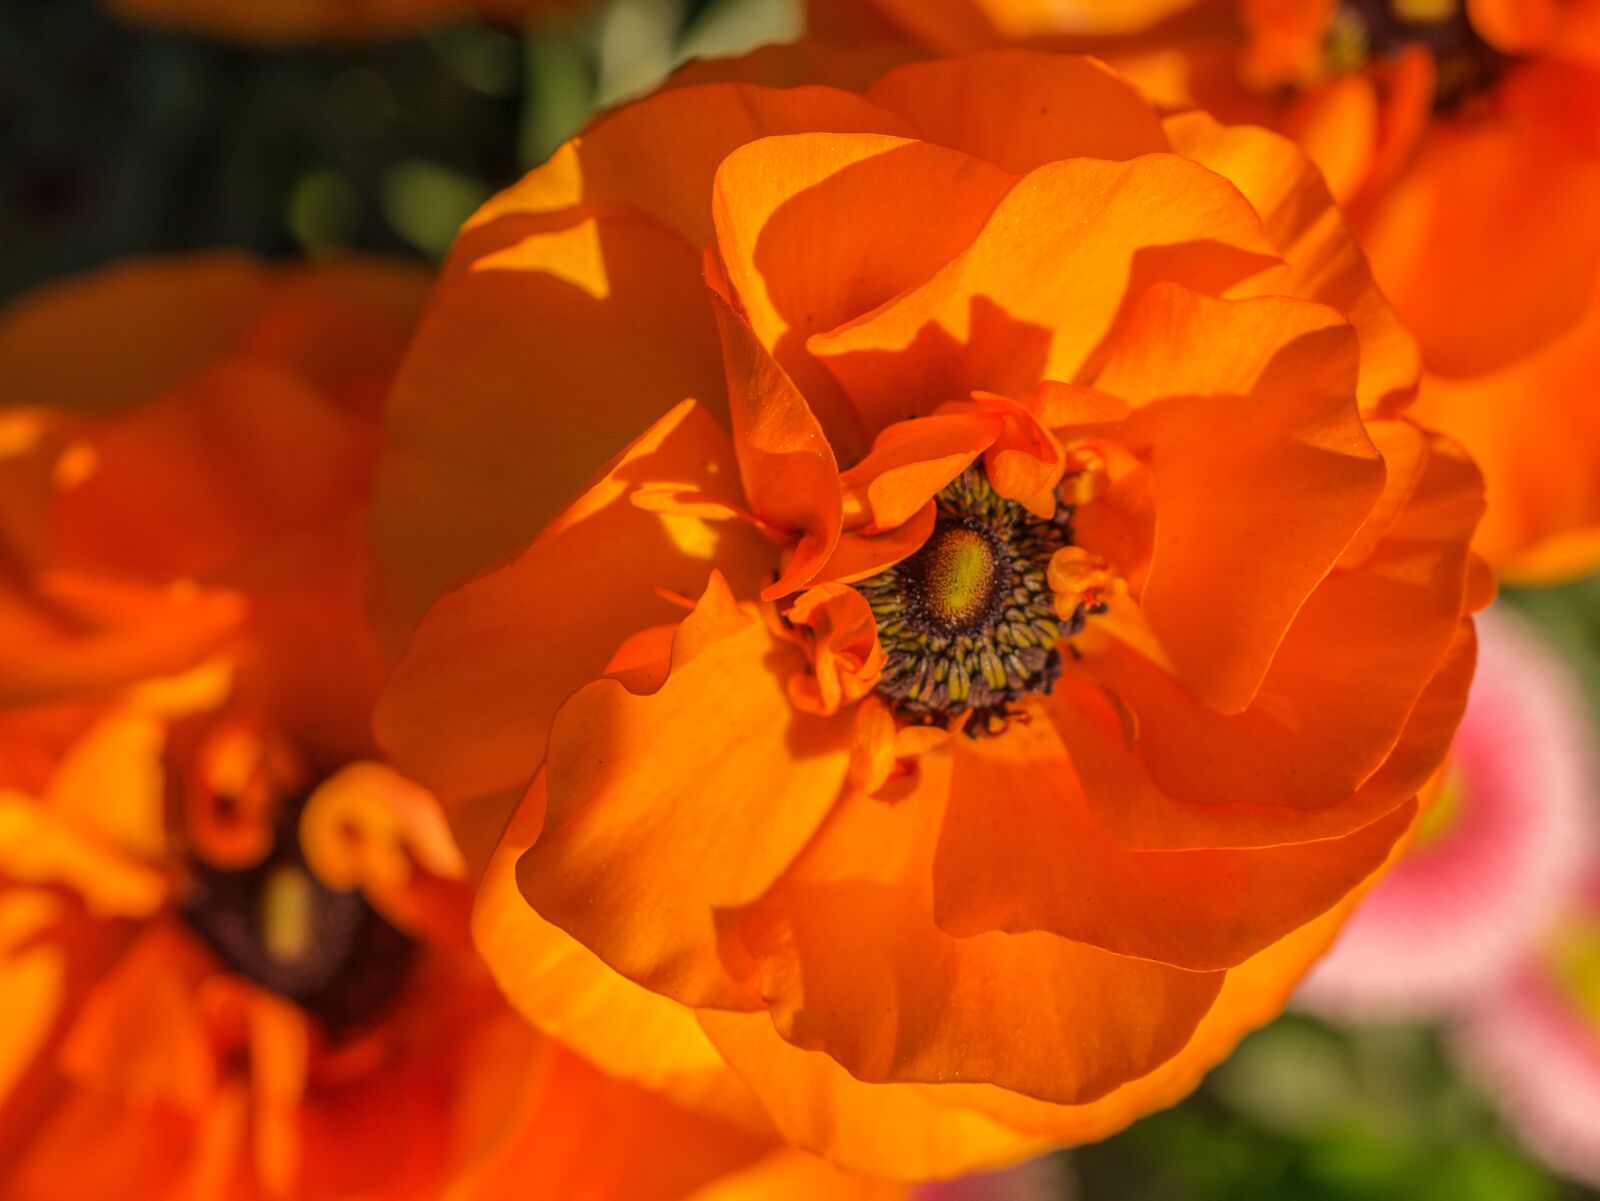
(0, 253, 953, 1201)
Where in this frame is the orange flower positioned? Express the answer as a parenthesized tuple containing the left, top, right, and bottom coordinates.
(104, 0, 577, 43)
(806, 0, 1600, 582)
(0, 256, 897, 1201)
(373, 51, 1487, 1181)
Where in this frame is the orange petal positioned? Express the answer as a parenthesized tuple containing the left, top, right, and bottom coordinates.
(712, 296, 843, 599)
(931, 696, 1413, 969)
(699, 1006, 1051, 1181)
(456, 1030, 772, 1201)
(472, 775, 771, 1130)
(57, 923, 215, 1108)
(1410, 279, 1600, 585)
(1095, 284, 1384, 713)
(784, 583, 886, 717)
(373, 216, 728, 640)
(1338, 417, 1432, 569)
(0, 255, 269, 420)
(812, 154, 1280, 434)
(839, 413, 996, 531)
(1469, 0, 1560, 52)
(0, 797, 169, 922)
(375, 400, 770, 816)
(48, 355, 371, 583)
(811, 500, 938, 586)
(866, 51, 1169, 174)
(712, 133, 1016, 459)
(523, 614, 851, 1008)
(1081, 430, 1481, 808)
(737, 750, 1223, 1105)
(1164, 109, 1422, 412)
(1280, 75, 1379, 205)
(460, 82, 912, 261)
(299, 762, 470, 944)
(1356, 60, 1600, 377)
(1062, 621, 1474, 851)
(702, 867, 1384, 1181)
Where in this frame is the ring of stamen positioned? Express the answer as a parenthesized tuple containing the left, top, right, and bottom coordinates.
(1327, 0, 1506, 108)
(183, 797, 415, 1035)
(856, 467, 1089, 738)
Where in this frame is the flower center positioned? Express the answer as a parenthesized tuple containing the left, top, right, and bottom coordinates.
(183, 798, 414, 1035)
(857, 468, 1078, 737)
(1327, 0, 1506, 108)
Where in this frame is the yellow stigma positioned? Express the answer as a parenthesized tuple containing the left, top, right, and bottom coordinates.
(260, 865, 316, 965)
(925, 526, 995, 627)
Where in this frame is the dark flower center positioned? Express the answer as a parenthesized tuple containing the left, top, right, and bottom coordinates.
(182, 800, 414, 1036)
(1327, 0, 1507, 109)
(857, 468, 1085, 738)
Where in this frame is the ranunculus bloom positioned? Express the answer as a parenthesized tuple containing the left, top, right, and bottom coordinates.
(1296, 604, 1596, 1019)
(0, 256, 907, 1201)
(805, 0, 1600, 584)
(374, 50, 1488, 1180)
(104, 0, 575, 43)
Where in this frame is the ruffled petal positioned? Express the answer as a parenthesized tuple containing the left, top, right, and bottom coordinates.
(1411, 278, 1600, 584)
(736, 750, 1223, 1105)
(1081, 430, 1482, 808)
(811, 154, 1280, 435)
(459, 83, 912, 259)
(1356, 60, 1600, 377)
(712, 132, 1015, 459)
(373, 217, 728, 638)
(522, 610, 851, 1008)
(1164, 109, 1422, 411)
(865, 50, 1170, 174)
(472, 776, 771, 1130)
(699, 884, 1363, 1180)
(0, 573, 242, 709)
(375, 400, 769, 815)
(712, 298, 843, 598)
(932, 707, 1414, 970)
(0, 254, 270, 420)
(1094, 284, 1384, 712)
(1063, 621, 1476, 851)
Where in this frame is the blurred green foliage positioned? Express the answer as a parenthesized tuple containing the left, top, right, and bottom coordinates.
(6, 1, 1600, 1198)
(1078, 1016, 1600, 1201)
(0, 0, 794, 303)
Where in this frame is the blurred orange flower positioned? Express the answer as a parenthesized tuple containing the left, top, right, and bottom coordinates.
(0, 255, 891, 1201)
(374, 51, 1487, 1181)
(805, 0, 1600, 583)
(104, 0, 576, 43)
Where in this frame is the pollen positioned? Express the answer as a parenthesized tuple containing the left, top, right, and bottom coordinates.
(856, 467, 1102, 738)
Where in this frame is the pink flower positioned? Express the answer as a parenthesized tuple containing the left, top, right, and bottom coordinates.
(1297, 606, 1596, 1019)
(1455, 873, 1600, 1187)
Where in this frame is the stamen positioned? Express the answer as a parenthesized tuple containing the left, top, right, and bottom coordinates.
(1329, 0, 1507, 108)
(183, 798, 414, 1035)
(857, 468, 1084, 738)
